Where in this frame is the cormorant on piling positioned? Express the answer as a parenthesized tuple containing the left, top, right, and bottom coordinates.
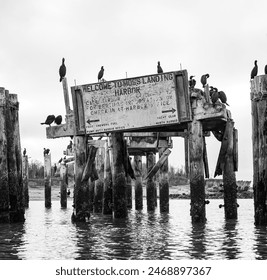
(23, 148, 26, 156)
(189, 76, 196, 89)
(98, 66, 104, 82)
(211, 87, 219, 105)
(218, 90, 229, 106)
(54, 115, 62, 125)
(251, 60, 258, 80)
(67, 140, 73, 150)
(43, 148, 50, 156)
(67, 189, 71, 196)
(40, 115, 55, 126)
(200, 74, 209, 88)
(157, 61, 163, 74)
(265, 64, 267, 75)
(59, 58, 66, 82)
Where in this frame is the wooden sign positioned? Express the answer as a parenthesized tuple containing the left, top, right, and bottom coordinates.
(71, 70, 191, 134)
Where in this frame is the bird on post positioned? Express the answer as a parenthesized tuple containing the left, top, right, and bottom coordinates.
(157, 61, 163, 74)
(54, 115, 62, 125)
(200, 74, 210, 88)
(251, 60, 258, 79)
(23, 148, 26, 157)
(211, 87, 219, 105)
(98, 66, 104, 82)
(43, 148, 50, 156)
(40, 115, 55, 126)
(189, 75, 196, 89)
(59, 58, 66, 82)
(218, 90, 229, 106)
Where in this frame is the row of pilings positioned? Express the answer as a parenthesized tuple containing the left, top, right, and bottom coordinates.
(0, 87, 25, 223)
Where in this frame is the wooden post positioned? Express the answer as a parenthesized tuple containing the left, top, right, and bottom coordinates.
(159, 148, 169, 212)
(133, 155, 143, 210)
(60, 163, 67, 208)
(222, 120, 238, 219)
(73, 136, 90, 222)
(103, 140, 113, 214)
(146, 152, 156, 211)
(44, 153, 52, 208)
(0, 87, 9, 223)
(22, 155, 29, 208)
(94, 147, 104, 213)
(184, 133, 189, 178)
(62, 78, 71, 114)
(126, 176, 132, 208)
(189, 120, 206, 223)
(110, 132, 127, 218)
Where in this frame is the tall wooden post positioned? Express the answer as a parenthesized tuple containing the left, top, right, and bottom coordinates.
(73, 136, 90, 222)
(44, 153, 52, 208)
(0, 88, 9, 223)
(146, 152, 156, 211)
(94, 147, 104, 213)
(184, 132, 189, 178)
(22, 155, 29, 208)
(189, 120, 206, 223)
(126, 176, 132, 208)
(60, 163, 67, 208)
(133, 155, 143, 210)
(110, 132, 127, 218)
(159, 148, 169, 212)
(103, 140, 113, 214)
(62, 78, 71, 114)
(222, 120, 238, 219)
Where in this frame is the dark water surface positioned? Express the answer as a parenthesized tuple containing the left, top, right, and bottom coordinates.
(0, 199, 267, 260)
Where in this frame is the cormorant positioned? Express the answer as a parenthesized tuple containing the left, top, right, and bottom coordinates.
(200, 74, 209, 88)
(157, 61, 163, 74)
(189, 76, 196, 89)
(40, 115, 55, 126)
(43, 148, 50, 156)
(23, 148, 26, 157)
(67, 189, 71, 196)
(251, 60, 258, 79)
(98, 66, 104, 82)
(211, 87, 219, 105)
(218, 91, 229, 106)
(54, 115, 62, 125)
(67, 140, 73, 150)
(59, 58, 66, 82)
(265, 64, 267, 75)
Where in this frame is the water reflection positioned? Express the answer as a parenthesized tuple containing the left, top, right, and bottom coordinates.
(254, 225, 267, 259)
(188, 223, 207, 259)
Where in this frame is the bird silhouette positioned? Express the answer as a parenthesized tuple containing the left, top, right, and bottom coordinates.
(200, 74, 210, 88)
(157, 61, 163, 74)
(211, 88, 219, 105)
(41, 115, 55, 126)
(54, 115, 62, 125)
(59, 58, 66, 82)
(265, 65, 267, 75)
(189, 75, 196, 89)
(218, 91, 229, 106)
(251, 60, 258, 79)
(43, 148, 50, 156)
(98, 66, 104, 82)
(23, 148, 26, 157)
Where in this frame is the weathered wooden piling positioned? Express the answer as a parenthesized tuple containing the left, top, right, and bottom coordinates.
(103, 140, 113, 214)
(159, 148, 169, 212)
(251, 75, 267, 225)
(110, 132, 127, 218)
(22, 155, 29, 208)
(44, 153, 52, 208)
(189, 120, 206, 223)
(133, 155, 143, 210)
(146, 152, 156, 211)
(60, 163, 67, 208)
(184, 132, 189, 178)
(126, 176, 132, 208)
(94, 147, 104, 213)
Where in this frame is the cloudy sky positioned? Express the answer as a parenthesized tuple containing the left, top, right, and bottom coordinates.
(1, 0, 266, 181)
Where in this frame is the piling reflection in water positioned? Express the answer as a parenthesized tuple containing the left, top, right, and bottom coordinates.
(0, 199, 267, 260)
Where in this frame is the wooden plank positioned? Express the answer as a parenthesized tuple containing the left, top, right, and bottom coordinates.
(203, 136, 209, 178)
(62, 78, 71, 114)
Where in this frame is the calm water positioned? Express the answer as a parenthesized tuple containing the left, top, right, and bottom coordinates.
(0, 199, 267, 260)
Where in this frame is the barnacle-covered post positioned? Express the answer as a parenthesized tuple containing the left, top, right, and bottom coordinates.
(44, 152, 52, 208)
(60, 162, 68, 208)
(146, 152, 156, 211)
(159, 147, 169, 212)
(133, 155, 143, 210)
(22, 155, 29, 208)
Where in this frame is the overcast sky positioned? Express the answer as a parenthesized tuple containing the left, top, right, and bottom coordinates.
(1, 0, 267, 181)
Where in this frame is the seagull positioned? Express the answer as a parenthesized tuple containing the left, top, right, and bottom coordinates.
(189, 75, 196, 89)
(251, 60, 258, 79)
(40, 115, 55, 126)
(157, 61, 163, 74)
(54, 115, 62, 125)
(218, 91, 229, 106)
(200, 74, 210, 88)
(43, 148, 50, 156)
(23, 148, 26, 157)
(59, 58, 66, 82)
(98, 66, 104, 82)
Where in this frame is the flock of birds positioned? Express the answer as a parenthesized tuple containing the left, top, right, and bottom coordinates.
(250, 60, 267, 79)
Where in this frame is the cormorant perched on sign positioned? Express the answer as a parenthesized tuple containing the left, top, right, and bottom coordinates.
(265, 64, 267, 75)
(157, 61, 163, 74)
(251, 60, 258, 79)
(200, 74, 209, 88)
(189, 76, 196, 89)
(218, 90, 229, 106)
(23, 148, 26, 157)
(40, 115, 55, 126)
(211, 87, 219, 105)
(59, 58, 66, 82)
(54, 115, 62, 125)
(43, 148, 50, 156)
(98, 66, 104, 82)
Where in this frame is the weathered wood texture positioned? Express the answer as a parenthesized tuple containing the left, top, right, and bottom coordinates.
(184, 133, 189, 178)
(44, 153, 52, 208)
(189, 120, 206, 223)
(94, 147, 104, 213)
(133, 155, 143, 210)
(60, 163, 68, 208)
(62, 78, 71, 114)
(203, 136, 209, 178)
(146, 152, 156, 211)
(110, 133, 127, 218)
(73, 136, 90, 222)
(22, 155, 29, 208)
(159, 148, 169, 212)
